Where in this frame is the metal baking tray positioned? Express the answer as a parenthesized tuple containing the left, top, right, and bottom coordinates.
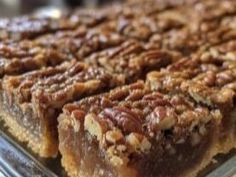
(0, 120, 236, 177)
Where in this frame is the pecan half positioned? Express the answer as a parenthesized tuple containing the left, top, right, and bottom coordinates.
(102, 106, 142, 134)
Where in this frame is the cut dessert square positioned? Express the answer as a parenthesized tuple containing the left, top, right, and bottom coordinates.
(0, 60, 125, 157)
(103, 8, 188, 41)
(0, 36, 176, 79)
(163, 28, 236, 57)
(120, 0, 236, 41)
(58, 81, 222, 177)
(147, 42, 236, 154)
(0, 33, 176, 80)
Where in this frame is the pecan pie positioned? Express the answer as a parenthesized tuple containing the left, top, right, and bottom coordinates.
(147, 41, 236, 154)
(58, 81, 222, 177)
(0, 61, 124, 157)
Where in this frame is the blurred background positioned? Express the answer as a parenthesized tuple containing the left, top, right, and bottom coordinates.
(0, 0, 120, 17)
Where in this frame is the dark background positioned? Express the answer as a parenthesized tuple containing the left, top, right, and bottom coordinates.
(0, 0, 119, 17)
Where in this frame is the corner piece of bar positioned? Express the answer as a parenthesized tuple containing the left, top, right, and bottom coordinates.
(0, 60, 124, 157)
(58, 81, 222, 177)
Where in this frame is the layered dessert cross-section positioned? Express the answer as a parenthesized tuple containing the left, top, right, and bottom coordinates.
(58, 81, 222, 177)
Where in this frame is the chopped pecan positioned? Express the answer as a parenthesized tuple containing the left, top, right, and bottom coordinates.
(146, 106, 177, 131)
(84, 113, 108, 141)
(106, 129, 124, 144)
(106, 145, 129, 167)
(126, 133, 151, 153)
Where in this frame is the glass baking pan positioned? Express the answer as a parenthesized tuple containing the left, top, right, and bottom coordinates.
(0, 120, 236, 177)
(2, 1, 235, 177)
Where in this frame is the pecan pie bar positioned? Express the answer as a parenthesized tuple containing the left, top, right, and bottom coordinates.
(58, 81, 222, 177)
(34, 31, 124, 60)
(0, 37, 176, 79)
(0, 60, 124, 157)
(147, 42, 236, 153)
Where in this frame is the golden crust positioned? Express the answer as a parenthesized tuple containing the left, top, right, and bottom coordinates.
(0, 110, 58, 157)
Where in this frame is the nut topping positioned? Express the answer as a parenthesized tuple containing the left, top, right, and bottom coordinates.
(84, 113, 107, 141)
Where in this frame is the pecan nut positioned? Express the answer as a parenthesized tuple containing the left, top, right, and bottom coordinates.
(102, 106, 142, 133)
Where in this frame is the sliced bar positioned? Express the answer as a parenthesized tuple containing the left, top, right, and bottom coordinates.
(0, 60, 124, 157)
(58, 81, 222, 177)
(147, 41, 236, 153)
